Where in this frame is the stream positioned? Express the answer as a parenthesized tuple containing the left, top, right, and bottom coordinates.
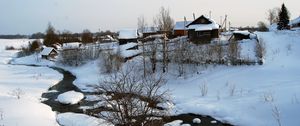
(38, 66, 232, 126)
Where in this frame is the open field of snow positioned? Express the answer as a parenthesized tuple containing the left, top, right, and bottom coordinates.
(0, 39, 62, 126)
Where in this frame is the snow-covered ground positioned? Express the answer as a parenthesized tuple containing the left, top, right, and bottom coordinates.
(164, 31, 300, 126)
(68, 31, 300, 126)
(57, 112, 113, 126)
(0, 39, 62, 126)
(8, 30, 300, 126)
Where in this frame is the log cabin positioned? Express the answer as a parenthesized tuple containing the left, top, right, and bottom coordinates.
(186, 15, 220, 44)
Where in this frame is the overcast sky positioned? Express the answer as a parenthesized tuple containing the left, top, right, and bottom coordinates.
(0, 0, 299, 34)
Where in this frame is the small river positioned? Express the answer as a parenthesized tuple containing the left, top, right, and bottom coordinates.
(37, 65, 233, 126)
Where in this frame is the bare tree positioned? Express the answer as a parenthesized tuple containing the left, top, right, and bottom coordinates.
(94, 66, 170, 126)
(81, 29, 93, 43)
(154, 7, 174, 73)
(267, 8, 280, 25)
(138, 15, 148, 77)
(154, 7, 174, 34)
(148, 39, 159, 73)
(44, 23, 60, 46)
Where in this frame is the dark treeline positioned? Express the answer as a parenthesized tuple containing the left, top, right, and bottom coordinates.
(0, 34, 28, 39)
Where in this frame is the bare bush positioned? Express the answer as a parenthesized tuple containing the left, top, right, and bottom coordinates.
(227, 41, 241, 65)
(99, 50, 123, 74)
(5, 46, 16, 50)
(94, 66, 170, 126)
(0, 108, 3, 121)
(9, 88, 25, 99)
(58, 45, 102, 66)
(228, 83, 236, 97)
(263, 92, 274, 103)
(200, 82, 208, 97)
(171, 39, 190, 77)
(272, 104, 282, 126)
(255, 38, 266, 64)
(286, 44, 292, 52)
(291, 94, 299, 104)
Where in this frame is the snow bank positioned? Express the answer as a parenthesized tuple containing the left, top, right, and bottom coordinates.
(164, 120, 183, 126)
(0, 39, 62, 126)
(57, 112, 113, 126)
(57, 91, 84, 104)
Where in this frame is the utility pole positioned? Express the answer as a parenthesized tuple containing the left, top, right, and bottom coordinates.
(224, 15, 228, 31)
(193, 13, 196, 20)
(209, 11, 212, 19)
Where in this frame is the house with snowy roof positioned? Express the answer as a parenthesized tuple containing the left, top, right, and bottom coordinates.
(40, 47, 58, 60)
(174, 21, 192, 37)
(290, 16, 300, 29)
(118, 29, 139, 45)
(139, 27, 159, 38)
(186, 15, 220, 43)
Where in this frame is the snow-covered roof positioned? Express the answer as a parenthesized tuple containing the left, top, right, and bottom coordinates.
(174, 21, 192, 30)
(118, 29, 138, 39)
(290, 16, 300, 25)
(187, 15, 220, 31)
(62, 42, 82, 49)
(114, 42, 141, 58)
(139, 27, 159, 33)
(233, 30, 251, 35)
(188, 23, 220, 31)
(40, 47, 57, 56)
(119, 42, 138, 51)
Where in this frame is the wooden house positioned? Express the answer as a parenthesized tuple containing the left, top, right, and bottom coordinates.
(186, 15, 220, 43)
(290, 16, 300, 29)
(118, 29, 139, 45)
(174, 21, 192, 37)
(40, 47, 58, 60)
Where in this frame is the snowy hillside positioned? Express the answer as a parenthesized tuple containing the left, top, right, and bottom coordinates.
(164, 31, 300, 126)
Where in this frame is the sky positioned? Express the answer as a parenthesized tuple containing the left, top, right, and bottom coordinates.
(0, 0, 299, 35)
